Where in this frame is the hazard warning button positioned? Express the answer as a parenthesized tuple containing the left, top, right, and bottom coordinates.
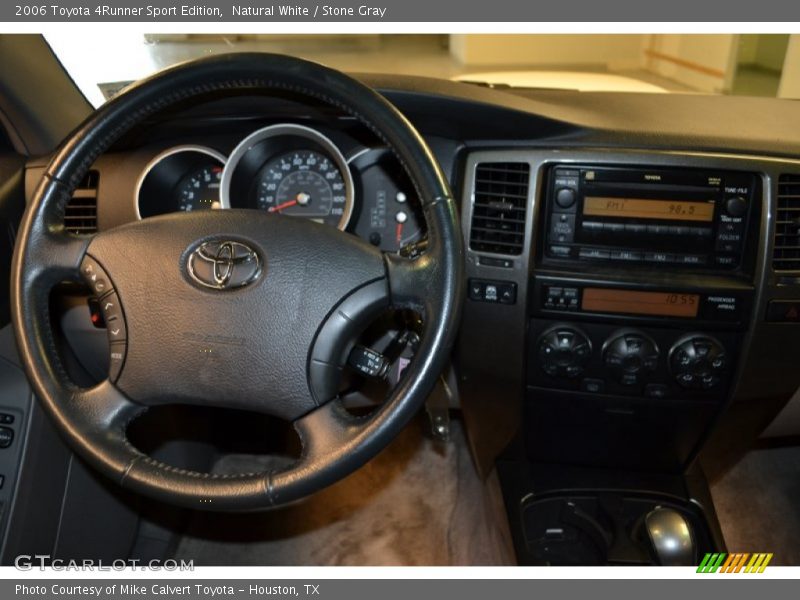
(767, 300, 800, 322)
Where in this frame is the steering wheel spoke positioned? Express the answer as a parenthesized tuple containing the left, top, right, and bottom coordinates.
(26, 230, 91, 291)
(273, 399, 380, 505)
(73, 379, 140, 421)
(385, 252, 438, 312)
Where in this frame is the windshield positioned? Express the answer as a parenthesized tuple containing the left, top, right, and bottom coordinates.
(46, 33, 798, 107)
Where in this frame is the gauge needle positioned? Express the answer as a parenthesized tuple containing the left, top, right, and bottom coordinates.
(396, 222, 404, 244)
(269, 193, 311, 213)
(269, 199, 298, 213)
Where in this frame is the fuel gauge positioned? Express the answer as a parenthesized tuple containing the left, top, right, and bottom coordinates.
(352, 150, 424, 252)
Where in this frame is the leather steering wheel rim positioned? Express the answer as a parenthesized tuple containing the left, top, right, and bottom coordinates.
(10, 53, 464, 510)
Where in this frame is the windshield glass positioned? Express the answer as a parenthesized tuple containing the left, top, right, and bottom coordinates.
(46, 33, 798, 107)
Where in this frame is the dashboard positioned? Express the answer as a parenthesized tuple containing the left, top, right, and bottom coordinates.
(14, 77, 800, 488)
(130, 121, 424, 253)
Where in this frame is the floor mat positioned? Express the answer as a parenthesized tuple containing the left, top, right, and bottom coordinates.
(174, 417, 515, 566)
(710, 444, 800, 566)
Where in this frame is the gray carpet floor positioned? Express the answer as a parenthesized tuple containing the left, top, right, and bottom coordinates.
(174, 417, 516, 565)
(710, 444, 800, 566)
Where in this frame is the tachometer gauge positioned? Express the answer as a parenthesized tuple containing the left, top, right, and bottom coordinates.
(175, 164, 223, 212)
(137, 145, 227, 219)
(256, 150, 348, 229)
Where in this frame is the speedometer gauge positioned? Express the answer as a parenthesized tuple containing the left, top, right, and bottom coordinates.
(256, 151, 348, 229)
(221, 124, 355, 231)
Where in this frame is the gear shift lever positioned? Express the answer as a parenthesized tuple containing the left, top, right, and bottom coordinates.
(644, 507, 696, 566)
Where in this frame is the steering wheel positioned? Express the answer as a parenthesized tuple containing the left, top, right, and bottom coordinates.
(10, 54, 464, 510)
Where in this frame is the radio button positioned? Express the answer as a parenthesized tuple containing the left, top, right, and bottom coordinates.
(549, 214, 576, 242)
(715, 240, 741, 253)
(714, 255, 738, 267)
(603, 222, 625, 233)
(645, 252, 676, 263)
(725, 196, 748, 218)
(548, 245, 573, 258)
(668, 226, 688, 236)
(582, 221, 603, 233)
(555, 168, 579, 177)
(555, 188, 577, 209)
(719, 222, 743, 235)
(646, 224, 669, 235)
(692, 227, 714, 238)
(554, 172, 579, 188)
(610, 250, 643, 262)
(677, 254, 707, 265)
(720, 213, 744, 225)
(624, 223, 647, 234)
(579, 247, 610, 260)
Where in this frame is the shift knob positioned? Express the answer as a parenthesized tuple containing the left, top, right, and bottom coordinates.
(644, 507, 696, 566)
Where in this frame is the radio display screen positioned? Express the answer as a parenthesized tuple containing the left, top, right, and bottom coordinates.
(583, 196, 715, 222)
(583, 288, 700, 318)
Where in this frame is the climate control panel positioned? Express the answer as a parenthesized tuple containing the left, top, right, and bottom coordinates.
(529, 320, 738, 402)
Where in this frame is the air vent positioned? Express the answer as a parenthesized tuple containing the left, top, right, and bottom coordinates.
(773, 174, 800, 272)
(64, 170, 99, 235)
(469, 162, 530, 255)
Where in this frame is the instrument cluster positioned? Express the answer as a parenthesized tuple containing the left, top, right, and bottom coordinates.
(135, 123, 424, 252)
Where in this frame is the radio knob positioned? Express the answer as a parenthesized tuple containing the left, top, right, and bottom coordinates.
(725, 196, 747, 218)
(669, 334, 726, 390)
(603, 330, 659, 386)
(537, 326, 592, 379)
(555, 188, 577, 209)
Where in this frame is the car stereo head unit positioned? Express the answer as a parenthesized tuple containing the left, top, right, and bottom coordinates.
(543, 165, 757, 270)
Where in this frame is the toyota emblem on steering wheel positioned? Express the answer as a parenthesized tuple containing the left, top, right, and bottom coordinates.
(187, 240, 262, 290)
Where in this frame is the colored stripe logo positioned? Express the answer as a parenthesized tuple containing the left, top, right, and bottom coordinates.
(697, 552, 773, 573)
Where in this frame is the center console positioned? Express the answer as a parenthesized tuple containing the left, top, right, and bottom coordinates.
(456, 148, 798, 565)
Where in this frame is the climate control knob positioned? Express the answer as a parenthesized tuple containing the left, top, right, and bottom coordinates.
(603, 330, 659, 386)
(669, 334, 727, 390)
(537, 326, 592, 379)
